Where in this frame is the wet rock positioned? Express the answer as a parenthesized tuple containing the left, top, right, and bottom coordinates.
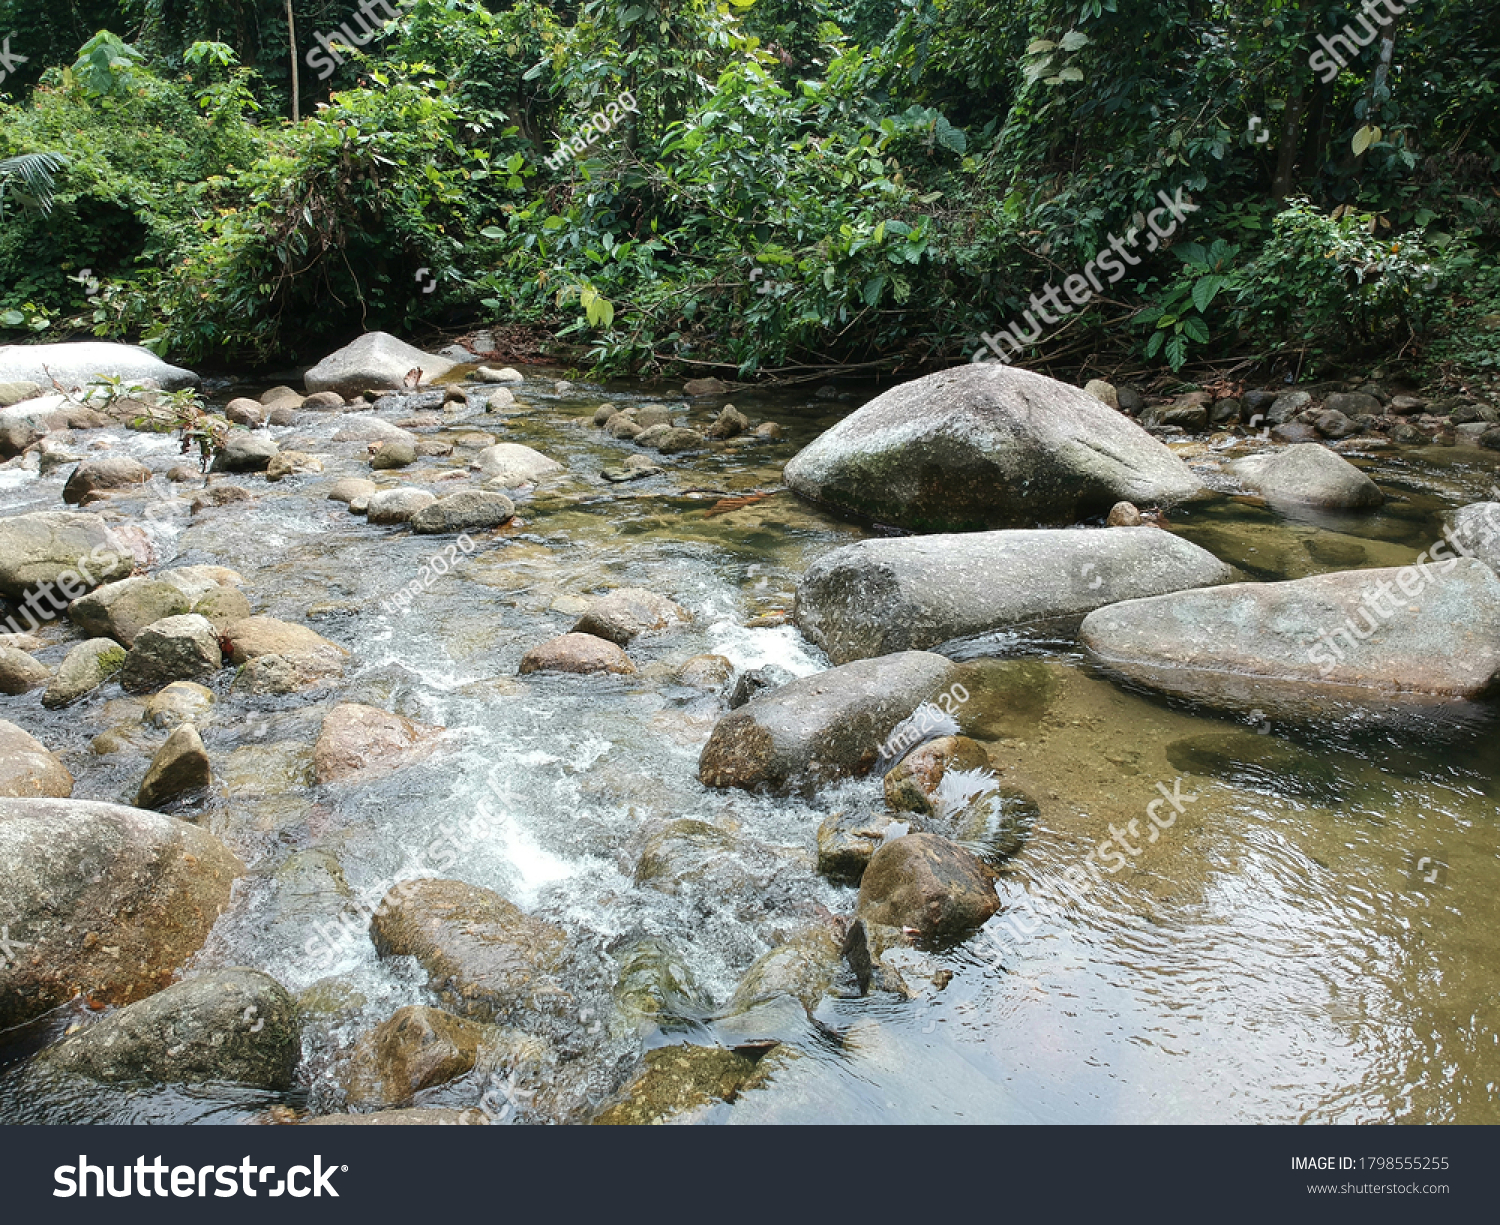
(313, 703, 443, 785)
(0, 646, 48, 695)
(224, 397, 264, 427)
(0, 511, 134, 600)
(304, 1107, 488, 1125)
(343, 1004, 541, 1109)
(260, 385, 301, 405)
(727, 926, 842, 1015)
(1227, 443, 1383, 510)
(119, 614, 222, 693)
(1445, 503, 1500, 575)
(192, 585, 252, 632)
(1141, 398, 1208, 431)
(794, 528, 1231, 663)
(755, 422, 784, 440)
(1389, 395, 1427, 415)
(816, 811, 890, 881)
(304, 332, 457, 397)
(369, 878, 567, 1024)
(266, 404, 298, 427)
(1311, 409, 1358, 439)
(69, 576, 191, 646)
(144, 680, 214, 729)
(676, 653, 734, 692)
(0, 632, 42, 652)
(1080, 559, 1500, 712)
(329, 477, 377, 505)
(475, 366, 523, 384)
(606, 414, 645, 440)
(633, 819, 740, 893)
(728, 665, 792, 709)
(0, 798, 243, 1027)
(699, 650, 957, 794)
(634, 405, 673, 429)
(572, 588, 691, 646)
(1324, 391, 1382, 417)
(637, 425, 704, 454)
(1167, 731, 1343, 802)
(0, 380, 43, 406)
(332, 415, 418, 446)
(0, 341, 197, 392)
(136, 723, 211, 809)
(43, 639, 126, 709)
(519, 632, 636, 676)
(157, 565, 243, 602)
(43, 968, 298, 1089)
(212, 430, 279, 473)
(705, 405, 749, 439)
(614, 939, 706, 1021)
(367, 487, 437, 525)
(371, 440, 417, 470)
(1107, 500, 1144, 527)
(410, 490, 514, 534)
(301, 390, 347, 412)
(265, 450, 321, 481)
(0, 720, 73, 797)
(856, 832, 999, 943)
(684, 377, 731, 396)
(473, 442, 563, 485)
(884, 735, 991, 814)
(485, 387, 517, 412)
(223, 616, 349, 691)
(593, 1045, 771, 1125)
(1210, 397, 1243, 426)
(783, 364, 1201, 531)
(189, 483, 254, 512)
(62, 457, 151, 505)
(1271, 420, 1321, 444)
(1267, 391, 1312, 424)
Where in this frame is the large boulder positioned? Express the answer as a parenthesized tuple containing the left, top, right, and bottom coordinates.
(369, 878, 568, 1024)
(0, 341, 198, 391)
(62, 457, 152, 505)
(1226, 443, 1383, 510)
(119, 613, 222, 692)
(303, 332, 457, 397)
(0, 511, 134, 600)
(69, 576, 192, 646)
(1445, 502, 1500, 575)
(313, 703, 443, 785)
(0, 719, 73, 797)
(43, 638, 127, 708)
(473, 443, 564, 486)
(42, 968, 299, 1089)
(0, 798, 243, 1028)
(856, 832, 999, 942)
(782, 364, 1202, 531)
(699, 650, 957, 794)
(1080, 558, 1500, 714)
(794, 527, 1233, 663)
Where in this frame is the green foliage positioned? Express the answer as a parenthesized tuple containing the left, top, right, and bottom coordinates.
(70, 30, 144, 100)
(1137, 239, 1239, 371)
(0, 151, 67, 219)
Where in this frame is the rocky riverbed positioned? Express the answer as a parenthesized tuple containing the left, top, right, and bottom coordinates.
(1, 337, 1499, 1124)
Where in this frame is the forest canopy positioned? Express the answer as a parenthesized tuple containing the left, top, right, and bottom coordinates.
(0, 0, 1495, 387)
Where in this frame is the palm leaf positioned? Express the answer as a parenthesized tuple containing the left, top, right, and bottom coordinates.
(0, 152, 68, 220)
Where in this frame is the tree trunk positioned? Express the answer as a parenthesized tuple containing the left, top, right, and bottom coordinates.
(1272, 83, 1307, 201)
(286, 0, 300, 123)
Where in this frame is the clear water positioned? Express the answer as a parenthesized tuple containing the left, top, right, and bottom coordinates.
(2, 377, 1498, 1124)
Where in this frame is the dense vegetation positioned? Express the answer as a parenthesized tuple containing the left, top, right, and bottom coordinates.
(0, 0, 1496, 388)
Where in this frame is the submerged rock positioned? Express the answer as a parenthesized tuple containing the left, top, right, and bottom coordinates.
(884, 735, 992, 814)
(313, 702, 443, 785)
(144, 680, 214, 729)
(795, 527, 1231, 663)
(1080, 559, 1500, 713)
(0, 719, 73, 797)
(592, 1044, 775, 1125)
(1166, 731, 1344, 802)
(367, 487, 437, 525)
(700, 651, 957, 794)
(42, 968, 299, 1089)
(1227, 443, 1383, 510)
(856, 832, 999, 943)
(0, 798, 243, 1028)
(783, 364, 1202, 531)
(369, 878, 568, 1024)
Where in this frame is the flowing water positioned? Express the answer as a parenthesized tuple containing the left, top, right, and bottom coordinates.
(2, 374, 1498, 1124)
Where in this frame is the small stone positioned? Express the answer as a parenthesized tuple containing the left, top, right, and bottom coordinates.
(475, 366, 524, 384)
(43, 639, 126, 709)
(1107, 500, 1143, 527)
(371, 440, 417, 469)
(676, 653, 734, 692)
(817, 811, 890, 882)
(486, 388, 517, 412)
(144, 681, 214, 729)
(1083, 379, 1118, 408)
(754, 422, 784, 440)
(260, 385, 302, 405)
(605, 414, 645, 440)
(592, 403, 618, 426)
(572, 588, 691, 646)
(63, 458, 151, 505)
(0, 646, 49, 695)
(224, 397, 264, 427)
(119, 614, 222, 693)
(301, 391, 347, 412)
(367, 487, 437, 525)
(328, 477, 377, 505)
(136, 723, 211, 809)
(704, 405, 749, 440)
(266, 405, 298, 427)
(518, 633, 636, 676)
